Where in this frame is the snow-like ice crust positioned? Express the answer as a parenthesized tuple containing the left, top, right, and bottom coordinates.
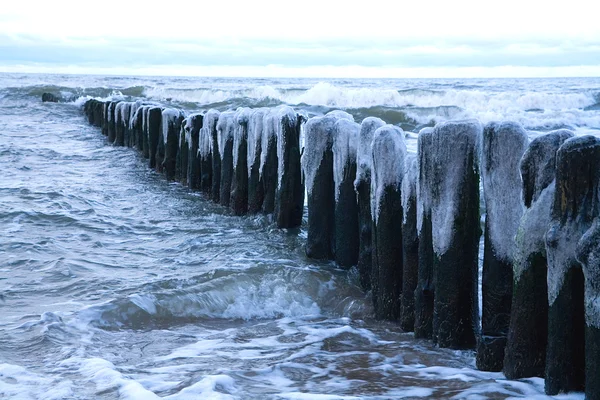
(429, 120, 482, 256)
(513, 182, 555, 282)
(416, 127, 434, 234)
(275, 106, 299, 190)
(217, 111, 236, 160)
(481, 121, 529, 262)
(370, 124, 407, 223)
(259, 110, 277, 176)
(161, 108, 183, 144)
(302, 115, 337, 196)
(577, 219, 600, 328)
(233, 108, 251, 168)
(247, 108, 267, 177)
(326, 110, 354, 122)
(114, 102, 124, 124)
(546, 135, 600, 306)
(519, 129, 574, 207)
(355, 117, 385, 190)
(199, 109, 220, 158)
(402, 155, 418, 225)
(183, 112, 202, 147)
(332, 118, 360, 202)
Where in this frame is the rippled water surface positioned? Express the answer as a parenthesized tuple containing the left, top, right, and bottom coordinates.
(0, 74, 590, 399)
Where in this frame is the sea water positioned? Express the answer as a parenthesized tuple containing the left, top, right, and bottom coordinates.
(1, 72, 597, 399)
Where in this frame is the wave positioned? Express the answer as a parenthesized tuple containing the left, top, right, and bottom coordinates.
(75, 266, 371, 330)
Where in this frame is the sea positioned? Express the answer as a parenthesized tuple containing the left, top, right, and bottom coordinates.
(1, 72, 598, 399)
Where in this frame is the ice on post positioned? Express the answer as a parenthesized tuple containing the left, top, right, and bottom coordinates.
(576, 219, 600, 400)
(231, 108, 250, 216)
(217, 111, 236, 207)
(332, 118, 360, 268)
(544, 135, 600, 395)
(476, 121, 529, 372)
(147, 107, 162, 169)
(371, 124, 406, 321)
(161, 108, 185, 181)
(201, 110, 220, 199)
(429, 120, 481, 349)
(303, 115, 337, 260)
(503, 129, 573, 380)
(401, 155, 419, 332)
(184, 113, 203, 189)
(354, 117, 385, 290)
(247, 109, 266, 213)
(274, 106, 304, 229)
(414, 127, 435, 339)
(260, 111, 278, 214)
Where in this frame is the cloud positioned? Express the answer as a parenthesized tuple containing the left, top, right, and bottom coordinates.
(0, 33, 599, 72)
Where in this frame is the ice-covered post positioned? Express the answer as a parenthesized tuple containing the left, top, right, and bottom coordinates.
(231, 109, 250, 215)
(248, 109, 266, 213)
(205, 110, 221, 200)
(545, 135, 600, 395)
(476, 122, 529, 371)
(217, 111, 236, 207)
(107, 101, 118, 144)
(275, 107, 305, 229)
(114, 103, 125, 146)
(161, 109, 184, 181)
(121, 102, 132, 147)
(430, 120, 481, 349)
(355, 117, 385, 290)
(260, 112, 278, 214)
(371, 125, 406, 320)
(303, 115, 336, 260)
(184, 113, 203, 189)
(401, 156, 418, 332)
(414, 127, 435, 339)
(200, 111, 219, 196)
(577, 220, 600, 400)
(504, 130, 574, 380)
(128, 102, 141, 148)
(332, 118, 360, 268)
(102, 102, 110, 136)
(139, 106, 150, 156)
(147, 107, 162, 169)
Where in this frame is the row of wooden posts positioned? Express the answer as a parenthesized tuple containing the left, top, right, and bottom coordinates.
(83, 98, 599, 398)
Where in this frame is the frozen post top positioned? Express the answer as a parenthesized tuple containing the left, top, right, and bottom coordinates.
(247, 109, 266, 178)
(416, 127, 434, 234)
(482, 121, 529, 263)
(275, 105, 300, 191)
(402, 155, 418, 225)
(520, 129, 574, 208)
(161, 108, 184, 145)
(199, 109, 220, 158)
(370, 125, 406, 222)
(217, 111, 236, 159)
(355, 117, 385, 189)
(333, 118, 360, 202)
(546, 135, 600, 306)
(302, 115, 337, 196)
(429, 120, 481, 256)
(326, 110, 354, 121)
(259, 110, 277, 177)
(233, 108, 251, 168)
(545, 135, 600, 396)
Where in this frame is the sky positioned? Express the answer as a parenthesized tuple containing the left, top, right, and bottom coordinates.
(1, 0, 599, 78)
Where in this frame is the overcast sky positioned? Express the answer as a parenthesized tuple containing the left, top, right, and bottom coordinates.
(1, 0, 599, 77)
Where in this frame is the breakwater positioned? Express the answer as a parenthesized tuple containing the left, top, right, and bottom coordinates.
(82, 97, 599, 398)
